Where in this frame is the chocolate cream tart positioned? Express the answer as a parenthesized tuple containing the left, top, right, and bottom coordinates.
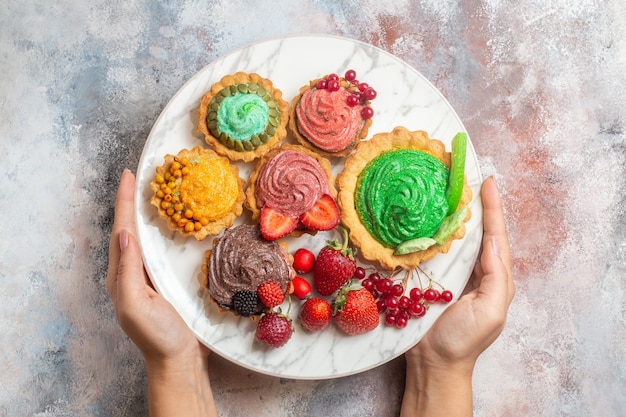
(202, 224, 294, 318)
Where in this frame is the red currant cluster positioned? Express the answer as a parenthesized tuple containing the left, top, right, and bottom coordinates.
(353, 266, 453, 329)
(315, 69, 377, 120)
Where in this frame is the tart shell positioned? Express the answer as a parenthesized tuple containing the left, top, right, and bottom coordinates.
(337, 127, 473, 270)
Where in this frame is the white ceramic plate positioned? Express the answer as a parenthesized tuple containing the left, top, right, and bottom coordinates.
(135, 34, 483, 380)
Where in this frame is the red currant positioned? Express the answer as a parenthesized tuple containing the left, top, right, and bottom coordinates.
(385, 313, 396, 326)
(399, 296, 412, 309)
(424, 288, 440, 303)
(353, 266, 366, 280)
(361, 106, 374, 119)
(391, 284, 404, 297)
(395, 317, 408, 328)
(368, 272, 381, 281)
(409, 287, 423, 301)
(327, 73, 339, 81)
(346, 94, 359, 107)
(327, 79, 340, 92)
(362, 278, 375, 292)
(316, 79, 327, 90)
(409, 302, 426, 317)
(376, 299, 387, 313)
(370, 289, 380, 300)
(344, 69, 357, 82)
(385, 296, 399, 310)
(440, 289, 453, 303)
(364, 87, 377, 100)
(376, 278, 393, 294)
(358, 82, 369, 92)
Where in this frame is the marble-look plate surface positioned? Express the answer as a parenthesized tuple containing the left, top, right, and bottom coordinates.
(135, 34, 483, 379)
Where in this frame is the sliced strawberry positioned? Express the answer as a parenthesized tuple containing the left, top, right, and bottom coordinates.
(300, 194, 340, 231)
(259, 205, 298, 241)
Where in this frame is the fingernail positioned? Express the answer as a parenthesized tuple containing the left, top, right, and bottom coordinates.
(491, 237, 501, 258)
(119, 229, 129, 251)
(120, 167, 131, 180)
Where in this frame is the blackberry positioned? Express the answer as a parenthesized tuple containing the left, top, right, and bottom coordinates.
(231, 290, 259, 317)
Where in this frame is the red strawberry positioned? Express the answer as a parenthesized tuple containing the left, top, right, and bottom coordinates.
(259, 205, 298, 241)
(333, 283, 379, 335)
(300, 194, 340, 231)
(255, 311, 293, 348)
(299, 297, 332, 332)
(313, 228, 357, 296)
(257, 280, 285, 309)
(289, 276, 312, 300)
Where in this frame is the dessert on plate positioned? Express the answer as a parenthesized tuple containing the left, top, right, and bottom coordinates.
(197, 72, 289, 162)
(202, 224, 295, 318)
(337, 127, 472, 270)
(245, 143, 340, 240)
(149, 146, 246, 240)
(288, 69, 375, 158)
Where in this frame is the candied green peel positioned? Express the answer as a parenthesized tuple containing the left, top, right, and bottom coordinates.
(393, 132, 468, 256)
(205, 83, 281, 152)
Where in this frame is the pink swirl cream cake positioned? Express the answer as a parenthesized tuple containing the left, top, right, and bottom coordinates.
(245, 143, 340, 240)
(202, 224, 294, 318)
(288, 70, 375, 158)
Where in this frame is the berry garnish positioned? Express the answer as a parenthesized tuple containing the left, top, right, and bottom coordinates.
(257, 280, 285, 309)
(255, 311, 293, 348)
(327, 79, 340, 91)
(293, 248, 315, 274)
(299, 194, 340, 231)
(289, 276, 312, 300)
(231, 290, 260, 317)
(259, 205, 298, 241)
(314, 228, 357, 296)
(299, 297, 332, 332)
(344, 69, 357, 81)
(317, 79, 328, 90)
(440, 289, 454, 303)
(353, 266, 366, 280)
(363, 87, 377, 100)
(346, 94, 360, 107)
(361, 106, 374, 119)
(361, 266, 455, 329)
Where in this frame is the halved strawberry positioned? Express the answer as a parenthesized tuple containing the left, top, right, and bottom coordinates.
(300, 194, 340, 231)
(259, 205, 298, 241)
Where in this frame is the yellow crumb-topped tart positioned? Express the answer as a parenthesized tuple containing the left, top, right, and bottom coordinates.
(337, 127, 472, 270)
(149, 146, 246, 240)
(197, 72, 289, 162)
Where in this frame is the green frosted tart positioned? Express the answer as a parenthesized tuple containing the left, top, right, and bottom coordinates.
(197, 72, 289, 162)
(337, 127, 472, 270)
(355, 149, 450, 248)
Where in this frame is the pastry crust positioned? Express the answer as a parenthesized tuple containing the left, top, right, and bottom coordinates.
(197, 72, 289, 162)
(337, 127, 473, 270)
(245, 143, 337, 237)
(288, 77, 372, 158)
(149, 146, 246, 240)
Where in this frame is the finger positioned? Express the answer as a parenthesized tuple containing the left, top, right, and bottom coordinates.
(481, 177, 515, 298)
(116, 229, 154, 308)
(106, 169, 137, 302)
(478, 177, 515, 305)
